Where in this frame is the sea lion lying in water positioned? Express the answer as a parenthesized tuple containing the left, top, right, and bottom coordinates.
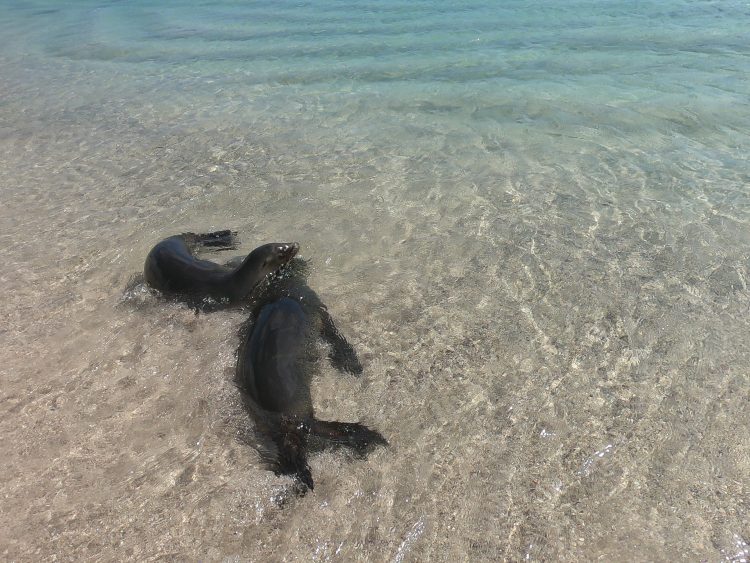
(143, 230, 298, 305)
(237, 295, 386, 492)
(250, 256, 364, 375)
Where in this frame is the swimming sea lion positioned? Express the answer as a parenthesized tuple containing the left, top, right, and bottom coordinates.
(144, 230, 299, 303)
(237, 296, 386, 492)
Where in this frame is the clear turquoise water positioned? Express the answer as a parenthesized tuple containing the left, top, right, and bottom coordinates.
(3, 0, 749, 150)
(1, 1, 749, 561)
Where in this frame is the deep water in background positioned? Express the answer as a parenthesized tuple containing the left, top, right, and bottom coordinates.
(1, 0, 749, 560)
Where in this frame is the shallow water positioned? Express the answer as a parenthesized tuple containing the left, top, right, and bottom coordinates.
(1, 0, 749, 560)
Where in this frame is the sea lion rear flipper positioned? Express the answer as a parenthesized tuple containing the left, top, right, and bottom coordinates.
(182, 229, 239, 252)
(308, 419, 387, 453)
(223, 255, 245, 269)
(276, 416, 314, 491)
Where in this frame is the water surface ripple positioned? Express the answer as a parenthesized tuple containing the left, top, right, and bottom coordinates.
(1, 0, 749, 560)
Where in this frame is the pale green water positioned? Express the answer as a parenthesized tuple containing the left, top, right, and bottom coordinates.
(1, 1, 749, 561)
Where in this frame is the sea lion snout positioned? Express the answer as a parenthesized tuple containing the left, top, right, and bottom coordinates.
(279, 242, 300, 261)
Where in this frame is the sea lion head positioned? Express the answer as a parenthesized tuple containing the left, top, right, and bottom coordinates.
(229, 242, 300, 301)
(254, 242, 300, 276)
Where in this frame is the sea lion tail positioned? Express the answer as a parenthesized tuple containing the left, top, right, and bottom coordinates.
(308, 419, 388, 453)
(182, 229, 239, 251)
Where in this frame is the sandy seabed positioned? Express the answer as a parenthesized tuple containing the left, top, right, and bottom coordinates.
(1, 39, 749, 562)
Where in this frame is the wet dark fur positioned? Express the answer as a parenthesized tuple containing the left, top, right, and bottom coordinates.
(236, 261, 385, 493)
(143, 230, 298, 308)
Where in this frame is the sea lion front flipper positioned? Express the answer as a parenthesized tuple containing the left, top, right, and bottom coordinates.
(308, 419, 387, 453)
(319, 306, 363, 375)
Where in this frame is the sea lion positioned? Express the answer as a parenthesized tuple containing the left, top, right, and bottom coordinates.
(143, 230, 299, 304)
(237, 296, 386, 492)
(251, 256, 363, 375)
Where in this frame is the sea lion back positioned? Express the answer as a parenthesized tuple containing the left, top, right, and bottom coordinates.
(240, 297, 313, 415)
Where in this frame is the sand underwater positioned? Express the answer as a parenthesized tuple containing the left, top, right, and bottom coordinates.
(1, 0, 749, 560)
